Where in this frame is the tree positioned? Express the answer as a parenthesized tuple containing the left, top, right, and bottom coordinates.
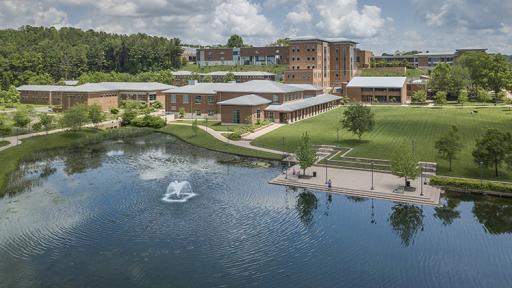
(484, 54, 512, 103)
(448, 65, 469, 97)
(224, 72, 236, 83)
(200, 74, 213, 83)
(411, 89, 427, 104)
(38, 113, 54, 134)
(391, 144, 419, 187)
(13, 109, 31, 129)
(227, 34, 244, 48)
(456, 51, 490, 93)
(434, 91, 447, 105)
(295, 132, 318, 176)
(0, 114, 11, 136)
(430, 63, 452, 93)
(88, 104, 105, 127)
(476, 88, 492, 103)
(121, 100, 141, 125)
(62, 104, 89, 130)
(341, 103, 375, 140)
(270, 38, 290, 47)
(435, 125, 463, 171)
(472, 128, 512, 177)
(6, 85, 20, 105)
(458, 89, 469, 107)
(178, 107, 185, 119)
(151, 101, 163, 110)
(28, 73, 54, 85)
(191, 118, 198, 136)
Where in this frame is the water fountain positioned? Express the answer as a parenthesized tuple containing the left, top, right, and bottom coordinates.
(162, 181, 197, 203)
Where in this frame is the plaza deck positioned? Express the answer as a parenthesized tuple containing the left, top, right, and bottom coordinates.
(270, 165, 442, 206)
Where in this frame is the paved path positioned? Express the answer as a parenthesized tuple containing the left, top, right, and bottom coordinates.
(169, 122, 284, 156)
(0, 120, 121, 152)
(241, 123, 285, 140)
(270, 164, 441, 206)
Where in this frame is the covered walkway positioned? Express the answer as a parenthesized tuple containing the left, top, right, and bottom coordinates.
(264, 94, 341, 123)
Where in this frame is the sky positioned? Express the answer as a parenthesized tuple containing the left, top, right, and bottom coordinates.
(0, 0, 511, 55)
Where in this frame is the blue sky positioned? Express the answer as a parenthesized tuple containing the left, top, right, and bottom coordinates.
(0, 0, 510, 54)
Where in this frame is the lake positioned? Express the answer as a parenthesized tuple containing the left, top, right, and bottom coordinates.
(1, 133, 512, 287)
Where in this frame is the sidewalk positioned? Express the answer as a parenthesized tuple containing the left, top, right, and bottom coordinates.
(0, 120, 121, 152)
(168, 122, 284, 156)
(270, 164, 441, 206)
(241, 123, 285, 140)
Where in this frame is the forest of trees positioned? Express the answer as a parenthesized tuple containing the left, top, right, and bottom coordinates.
(0, 26, 184, 90)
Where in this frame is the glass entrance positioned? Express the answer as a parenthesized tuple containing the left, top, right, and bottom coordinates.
(232, 110, 240, 124)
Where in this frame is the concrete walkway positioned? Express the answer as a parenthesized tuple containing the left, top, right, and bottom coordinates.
(241, 123, 285, 140)
(168, 122, 284, 156)
(270, 164, 441, 206)
(0, 120, 121, 152)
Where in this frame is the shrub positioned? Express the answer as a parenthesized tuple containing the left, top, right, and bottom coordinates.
(32, 122, 43, 132)
(130, 115, 166, 128)
(110, 108, 119, 115)
(430, 176, 512, 194)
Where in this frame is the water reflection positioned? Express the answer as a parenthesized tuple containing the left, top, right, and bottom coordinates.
(63, 146, 105, 175)
(295, 190, 318, 226)
(388, 203, 424, 247)
(434, 197, 461, 226)
(473, 199, 512, 234)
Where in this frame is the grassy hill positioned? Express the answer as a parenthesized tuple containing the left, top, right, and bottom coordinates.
(252, 106, 512, 180)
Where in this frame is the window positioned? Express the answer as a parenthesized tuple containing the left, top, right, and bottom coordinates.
(312, 57, 315, 60)
(272, 95, 279, 104)
(196, 110, 201, 116)
(256, 110, 261, 119)
(208, 110, 215, 116)
(307, 57, 310, 61)
(232, 110, 240, 124)
(208, 95, 215, 103)
(149, 94, 156, 101)
(170, 94, 176, 103)
(297, 57, 300, 61)
(183, 95, 189, 104)
(195, 95, 202, 103)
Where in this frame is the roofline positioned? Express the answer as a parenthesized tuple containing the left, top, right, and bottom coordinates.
(289, 36, 358, 45)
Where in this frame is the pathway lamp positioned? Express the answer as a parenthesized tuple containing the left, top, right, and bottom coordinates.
(371, 161, 374, 190)
(420, 163, 424, 196)
(480, 161, 484, 184)
(336, 128, 339, 147)
(325, 159, 328, 185)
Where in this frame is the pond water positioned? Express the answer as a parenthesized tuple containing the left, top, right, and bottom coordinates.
(1, 133, 512, 288)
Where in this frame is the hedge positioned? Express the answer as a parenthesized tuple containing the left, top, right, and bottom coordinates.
(430, 176, 512, 194)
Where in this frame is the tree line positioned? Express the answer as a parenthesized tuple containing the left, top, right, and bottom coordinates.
(0, 26, 184, 90)
(413, 52, 512, 104)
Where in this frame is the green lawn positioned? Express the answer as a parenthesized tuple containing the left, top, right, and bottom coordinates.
(0, 129, 104, 195)
(159, 125, 281, 160)
(174, 120, 244, 132)
(0, 141, 9, 148)
(252, 106, 512, 180)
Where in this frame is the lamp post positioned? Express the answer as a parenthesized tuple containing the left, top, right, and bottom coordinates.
(420, 163, 424, 196)
(282, 136, 285, 158)
(371, 161, 374, 190)
(325, 158, 328, 184)
(336, 128, 339, 147)
(480, 161, 484, 184)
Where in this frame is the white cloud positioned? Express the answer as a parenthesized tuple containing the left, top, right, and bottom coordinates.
(285, 10, 312, 24)
(315, 0, 389, 38)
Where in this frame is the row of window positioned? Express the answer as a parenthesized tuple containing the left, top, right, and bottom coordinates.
(291, 47, 317, 52)
(291, 57, 316, 61)
(170, 95, 215, 104)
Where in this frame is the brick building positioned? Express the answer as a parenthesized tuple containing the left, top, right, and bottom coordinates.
(18, 82, 175, 110)
(164, 80, 340, 124)
(171, 71, 276, 86)
(284, 37, 358, 89)
(196, 46, 289, 66)
(344, 77, 408, 104)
